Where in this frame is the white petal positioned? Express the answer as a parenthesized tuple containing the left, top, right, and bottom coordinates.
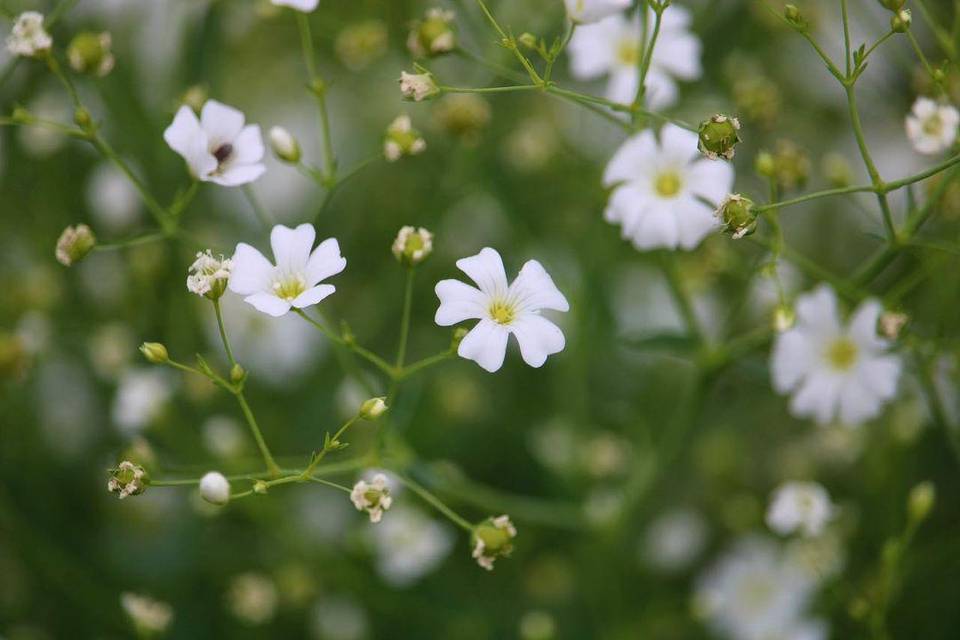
(163, 106, 216, 179)
(271, 0, 319, 11)
(631, 206, 679, 250)
(200, 99, 245, 146)
(457, 319, 509, 373)
(659, 124, 700, 166)
(795, 285, 842, 338)
(838, 376, 881, 425)
(674, 197, 719, 250)
(291, 284, 336, 308)
(790, 371, 841, 425)
(435, 279, 487, 326)
(509, 260, 569, 313)
(688, 159, 735, 205)
(456, 247, 509, 297)
(305, 237, 346, 286)
(244, 292, 292, 317)
(847, 299, 885, 351)
(567, 16, 621, 78)
(210, 163, 266, 187)
(857, 354, 902, 400)
(606, 66, 640, 105)
(771, 329, 817, 393)
(565, 0, 631, 24)
(232, 125, 265, 165)
(651, 32, 701, 81)
(643, 68, 677, 110)
(603, 130, 657, 187)
(271, 223, 316, 272)
(510, 314, 566, 367)
(229, 242, 274, 295)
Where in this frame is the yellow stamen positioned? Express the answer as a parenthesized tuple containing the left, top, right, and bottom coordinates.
(655, 171, 682, 198)
(272, 275, 306, 300)
(826, 338, 858, 371)
(489, 300, 515, 325)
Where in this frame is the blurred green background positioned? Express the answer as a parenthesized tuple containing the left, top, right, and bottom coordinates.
(2, 0, 960, 638)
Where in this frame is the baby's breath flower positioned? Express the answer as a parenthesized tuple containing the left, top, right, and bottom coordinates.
(108, 460, 149, 499)
(392, 226, 433, 265)
(228, 573, 278, 625)
(199, 471, 231, 506)
(564, 0, 631, 24)
(715, 194, 757, 239)
(906, 98, 959, 155)
(697, 114, 742, 161)
(187, 250, 233, 299)
(271, 0, 319, 12)
(383, 115, 426, 162)
(766, 481, 835, 537)
(67, 32, 115, 77)
(407, 8, 456, 58)
(268, 126, 301, 163)
(359, 396, 388, 419)
(471, 515, 517, 570)
(120, 593, 173, 636)
(351, 473, 393, 523)
(6, 12, 52, 58)
(139, 342, 169, 364)
(399, 71, 440, 102)
(55, 224, 96, 266)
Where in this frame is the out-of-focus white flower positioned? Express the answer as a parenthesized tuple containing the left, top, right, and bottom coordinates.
(199, 471, 231, 506)
(86, 162, 142, 233)
(163, 99, 265, 186)
(228, 573, 278, 625)
(203, 415, 247, 459)
(120, 593, 173, 635)
(603, 124, 734, 251)
(272, 0, 319, 11)
(905, 98, 959, 155)
(472, 515, 517, 570)
(565, 0, 631, 24)
(371, 507, 454, 587)
(383, 115, 426, 162)
(187, 250, 233, 298)
(407, 8, 456, 57)
(642, 508, 708, 573)
(350, 473, 393, 523)
(310, 596, 369, 640)
(6, 12, 52, 57)
(435, 248, 569, 372)
(228, 223, 346, 317)
(399, 71, 440, 102)
(568, 6, 701, 108)
(771, 285, 902, 426)
(766, 481, 835, 538)
(695, 537, 822, 640)
(112, 368, 173, 434)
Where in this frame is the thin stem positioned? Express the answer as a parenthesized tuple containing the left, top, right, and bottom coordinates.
(398, 351, 455, 381)
(235, 392, 282, 478)
(93, 232, 169, 252)
(905, 29, 939, 83)
(213, 299, 237, 367)
(395, 473, 475, 532)
(297, 11, 336, 181)
(302, 414, 362, 477)
(634, 3, 665, 118)
(440, 84, 539, 94)
(844, 83, 897, 240)
(474, 0, 543, 85)
(294, 309, 397, 378)
(658, 253, 704, 345)
(841, 0, 852, 77)
(395, 268, 416, 370)
(241, 185, 273, 229)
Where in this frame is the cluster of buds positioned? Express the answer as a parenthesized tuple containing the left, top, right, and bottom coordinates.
(392, 226, 434, 266)
(268, 126, 302, 164)
(67, 31, 115, 77)
(715, 194, 757, 239)
(55, 224, 96, 267)
(471, 515, 517, 570)
(108, 461, 149, 499)
(697, 114, 741, 161)
(399, 70, 440, 102)
(383, 115, 427, 162)
(187, 250, 233, 299)
(407, 8, 456, 58)
(6, 12, 51, 58)
(350, 473, 393, 523)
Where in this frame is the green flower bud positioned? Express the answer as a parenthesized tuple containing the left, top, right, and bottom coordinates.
(253, 480, 269, 494)
(452, 327, 469, 349)
(139, 342, 169, 364)
(230, 363, 246, 384)
(74, 106, 93, 130)
(55, 224, 96, 266)
(334, 20, 388, 71)
(108, 461, 149, 499)
(715, 194, 757, 239)
(392, 226, 434, 265)
(698, 114, 742, 160)
(891, 9, 911, 33)
(407, 8, 456, 58)
(784, 4, 806, 30)
(771, 140, 811, 192)
(517, 33, 538, 50)
(908, 481, 935, 523)
(359, 397, 388, 419)
(471, 515, 517, 570)
(67, 31, 115, 77)
(268, 126, 301, 163)
(755, 151, 776, 179)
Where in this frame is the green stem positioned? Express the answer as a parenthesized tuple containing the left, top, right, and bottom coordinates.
(633, 3, 665, 120)
(658, 253, 704, 345)
(395, 268, 416, 370)
(241, 185, 273, 228)
(844, 83, 897, 240)
(302, 414, 362, 478)
(296, 11, 336, 181)
(235, 391, 282, 478)
(213, 299, 237, 367)
(395, 472, 475, 532)
(294, 309, 397, 378)
(398, 351, 455, 381)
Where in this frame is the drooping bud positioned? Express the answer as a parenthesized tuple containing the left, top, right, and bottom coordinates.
(407, 8, 457, 58)
(359, 397, 388, 419)
(715, 194, 757, 239)
(383, 115, 427, 162)
(907, 481, 935, 524)
(67, 31, 115, 76)
(139, 342, 169, 364)
(6, 12, 52, 58)
(199, 471, 231, 506)
(392, 226, 434, 265)
(108, 461, 149, 499)
(399, 71, 440, 102)
(55, 224, 96, 266)
(268, 126, 301, 163)
(350, 473, 393, 523)
(471, 515, 517, 570)
(697, 114, 742, 161)
(891, 9, 911, 33)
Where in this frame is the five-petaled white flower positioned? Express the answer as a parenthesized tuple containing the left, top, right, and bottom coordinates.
(905, 97, 960, 155)
(271, 0, 319, 11)
(766, 481, 835, 538)
(564, 0, 631, 24)
(163, 99, 266, 186)
(568, 5, 701, 108)
(6, 12, 52, 57)
(603, 124, 734, 251)
(228, 224, 346, 318)
(351, 473, 393, 523)
(771, 285, 902, 426)
(435, 248, 569, 373)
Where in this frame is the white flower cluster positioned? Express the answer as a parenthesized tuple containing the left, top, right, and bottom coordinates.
(6, 12, 52, 57)
(187, 250, 233, 297)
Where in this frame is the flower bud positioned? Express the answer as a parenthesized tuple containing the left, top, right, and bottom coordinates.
(180, 85, 208, 112)
(253, 480, 269, 494)
(199, 471, 231, 506)
(771, 140, 810, 191)
(230, 363, 246, 384)
(773, 305, 796, 332)
(755, 151, 776, 179)
(407, 8, 456, 58)
(784, 4, 806, 30)
(908, 481, 935, 523)
(108, 461, 149, 499)
(471, 515, 517, 570)
(392, 226, 434, 265)
(139, 342, 169, 364)
(55, 224, 96, 266)
(434, 95, 492, 143)
(891, 9, 911, 33)
(452, 327, 469, 349)
(383, 115, 426, 162)
(268, 126, 301, 163)
(7, 12, 52, 58)
(715, 194, 757, 239)
(335, 20, 389, 71)
(74, 107, 93, 131)
(399, 71, 440, 102)
(359, 397, 388, 419)
(878, 311, 908, 340)
(517, 33, 539, 50)
(697, 114, 741, 161)
(67, 31, 115, 77)
(350, 473, 393, 523)
(822, 153, 853, 188)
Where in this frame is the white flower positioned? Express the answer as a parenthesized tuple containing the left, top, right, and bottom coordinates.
(603, 124, 734, 251)
(371, 507, 454, 587)
(565, 0, 631, 24)
(568, 6, 701, 108)
(399, 71, 440, 102)
(435, 248, 569, 373)
(187, 250, 233, 298)
(6, 12, 52, 57)
(163, 99, 265, 186)
(271, 0, 319, 11)
(228, 573, 278, 625)
(392, 226, 433, 264)
(120, 593, 173, 635)
(771, 285, 903, 426)
(112, 368, 173, 434)
(228, 223, 346, 318)
(766, 481, 835, 538)
(642, 508, 708, 573)
(350, 473, 393, 523)
(905, 97, 959, 155)
(472, 514, 517, 570)
(199, 471, 231, 506)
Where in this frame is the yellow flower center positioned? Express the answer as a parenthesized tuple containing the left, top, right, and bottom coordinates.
(826, 338, 858, 371)
(616, 38, 640, 65)
(272, 275, 307, 300)
(655, 171, 682, 198)
(489, 300, 516, 325)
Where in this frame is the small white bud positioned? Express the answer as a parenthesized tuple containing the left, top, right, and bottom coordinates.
(199, 471, 231, 506)
(359, 397, 388, 419)
(268, 126, 301, 163)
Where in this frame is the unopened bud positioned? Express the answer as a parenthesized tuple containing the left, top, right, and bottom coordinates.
(755, 151, 776, 178)
(891, 9, 911, 33)
(407, 8, 456, 58)
(67, 31, 115, 76)
(199, 471, 231, 506)
(879, 0, 906, 11)
(253, 480, 269, 494)
(517, 33, 538, 50)
(784, 4, 806, 30)
(74, 107, 93, 130)
(908, 481, 935, 523)
(698, 114, 742, 161)
(774, 305, 796, 332)
(230, 363, 246, 384)
(359, 397, 388, 419)
(392, 226, 433, 265)
(452, 327, 469, 349)
(268, 126, 301, 163)
(55, 224, 96, 266)
(139, 342, 169, 364)
(399, 71, 440, 102)
(715, 194, 757, 239)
